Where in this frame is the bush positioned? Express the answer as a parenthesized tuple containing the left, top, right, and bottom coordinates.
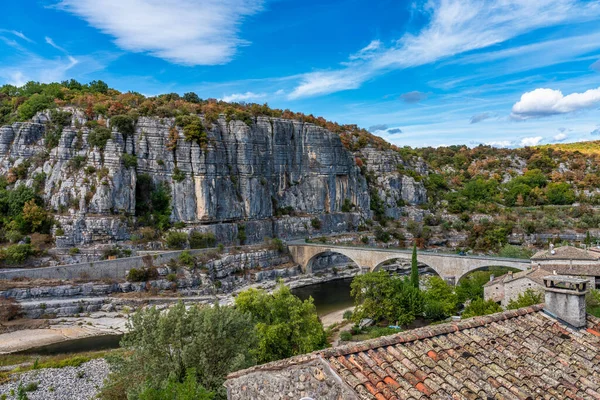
(122, 153, 137, 169)
(267, 238, 285, 252)
(166, 273, 177, 282)
(110, 115, 135, 138)
(343, 310, 353, 320)
(127, 267, 158, 282)
(237, 225, 246, 245)
(341, 198, 354, 212)
(310, 217, 321, 230)
(17, 93, 53, 121)
(189, 231, 216, 249)
(462, 298, 502, 319)
(172, 167, 185, 182)
(0, 298, 21, 321)
(340, 331, 352, 341)
(50, 109, 72, 126)
(507, 289, 543, 310)
(179, 250, 195, 266)
(102, 302, 255, 399)
(68, 155, 87, 170)
(69, 247, 80, 255)
(88, 127, 113, 150)
(0, 244, 34, 264)
(166, 231, 188, 249)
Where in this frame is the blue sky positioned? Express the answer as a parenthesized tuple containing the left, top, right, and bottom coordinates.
(2, 0, 600, 147)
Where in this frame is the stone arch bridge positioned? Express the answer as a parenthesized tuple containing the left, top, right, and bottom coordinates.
(288, 242, 530, 284)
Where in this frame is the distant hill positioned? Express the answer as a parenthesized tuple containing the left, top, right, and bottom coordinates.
(534, 140, 600, 155)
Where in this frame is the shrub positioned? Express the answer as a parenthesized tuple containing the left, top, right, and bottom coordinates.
(178, 250, 195, 266)
(267, 238, 285, 252)
(0, 298, 21, 321)
(341, 198, 354, 212)
(110, 115, 135, 138)
(237, 224, 246, 245)
(88, 126, 113, 150)
(462, 298, 502, 319)
(127, 267, 158, 282)
(166, 273, 177, 282)
(166, 231, 188, 249)
(69, 247, 80, 255)
(172, 167, 185, 182)
(310, 217, 321, 230)
(343, 310, 353, 320)
(340, 331, 352, 341)
(68, 155, 87, 170)
(122, 153, 137, 169)
(17, 93, 53, 121)
(374, 227, 390, 243)
(50, 109, 72, 126)
(189, 231, 216, 249)
(0, 244, 34, 264)
(507, 289, 543, 310)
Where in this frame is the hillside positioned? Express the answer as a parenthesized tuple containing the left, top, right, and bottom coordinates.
(0, 80, 599, 267)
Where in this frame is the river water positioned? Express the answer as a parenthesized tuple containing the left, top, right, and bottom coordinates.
(291, 278, 355, 316)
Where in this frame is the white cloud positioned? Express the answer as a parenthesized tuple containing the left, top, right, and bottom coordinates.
(221, 91, 266, 103)
(520, 136, 543, 147)
(0, 30, 33, 43)
(511, 87, 600, 119)
(288, 0, 600, 99)
(553, 132, 568, 142)
(45, 36, 67, 53)
(55, 0, 263, 66)
(348, 40, 382, 61)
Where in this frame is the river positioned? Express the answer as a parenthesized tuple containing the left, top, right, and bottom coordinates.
(291, 277, 354, 316)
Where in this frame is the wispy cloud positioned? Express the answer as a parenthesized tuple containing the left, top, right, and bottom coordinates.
(45, 36, 67, 53)
(387, 128, 402, 134)
(511, 87, 600, 119)
(592, 127, 600, 136)
(221, 91, 266, 102)
(348, 40, 382, 61)
(54, 0, 264, 66)
(0, 30, 34, 43)
(592, 60, 600, 72)
(288, 0, 600, 99)
(470, 112, 492, 124)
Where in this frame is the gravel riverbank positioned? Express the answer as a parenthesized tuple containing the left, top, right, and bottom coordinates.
(0, 359, 109, 400)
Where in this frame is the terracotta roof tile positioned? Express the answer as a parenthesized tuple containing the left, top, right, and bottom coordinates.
(322, 305, 600, 399)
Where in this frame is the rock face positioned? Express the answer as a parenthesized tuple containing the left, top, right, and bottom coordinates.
(0, 111, 425, 245)
(358, 147, 428, 219)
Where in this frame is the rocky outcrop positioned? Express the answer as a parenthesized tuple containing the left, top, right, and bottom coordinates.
(0, 111, 428, 246)
(358, 147, 427, 219)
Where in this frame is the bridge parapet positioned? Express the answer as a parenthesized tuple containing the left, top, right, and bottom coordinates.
(288, 242, 530, 284)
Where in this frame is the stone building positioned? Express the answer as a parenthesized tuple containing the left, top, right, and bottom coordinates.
(483, 267, 547, 307)
(484, 245, 600, 306)
(530, 244, 600, 288)
(225, 276, 600, 399)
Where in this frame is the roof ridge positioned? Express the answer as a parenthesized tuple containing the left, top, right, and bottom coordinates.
(321, 304, 544, 358)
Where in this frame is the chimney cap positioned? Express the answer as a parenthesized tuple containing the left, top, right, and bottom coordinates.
(543, 275, 588, 293)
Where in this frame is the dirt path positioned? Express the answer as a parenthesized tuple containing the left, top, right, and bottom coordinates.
(320, 306, 354, 328)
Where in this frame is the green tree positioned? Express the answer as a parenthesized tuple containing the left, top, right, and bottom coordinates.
(545, 182, 575, 205)
(498, 244, 533, 259)
(507, 289, 543, 310)
(422, 276, 457, 319)
(17, 93, 53, 121)
(350, 271, 423, 326)
(410, 243, 419, 289)
(235, 283, 327, 364)
(103, 302, 256, 400)
(462, 298, 502, 318)
(137, 369, 213, 400)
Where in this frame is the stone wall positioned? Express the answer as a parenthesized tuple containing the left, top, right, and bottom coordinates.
(225, 356, 358, 400)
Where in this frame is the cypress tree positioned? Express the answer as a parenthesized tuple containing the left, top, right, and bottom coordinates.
(411, 242, 419, 289)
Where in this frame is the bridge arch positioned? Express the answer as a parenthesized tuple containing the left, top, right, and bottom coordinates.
(372, 257, 441, 278)
(304, 250, 361, 274)
(454, 264, 523, 284)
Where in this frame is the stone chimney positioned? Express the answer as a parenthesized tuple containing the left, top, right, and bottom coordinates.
(543, 275, 588, 328)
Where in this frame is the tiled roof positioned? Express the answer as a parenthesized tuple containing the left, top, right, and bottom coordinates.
(531, 245, 600, 261)
(229, 305, 600, 399)
(322, 305, 600, 399)
(537, 264, 600, 277)
(483, 267, 548, 287)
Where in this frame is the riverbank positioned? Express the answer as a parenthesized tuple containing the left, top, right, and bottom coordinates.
(0, 268, 360, 354)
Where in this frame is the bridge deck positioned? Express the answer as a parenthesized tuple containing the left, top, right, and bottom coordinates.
(287, 240, 530, 264)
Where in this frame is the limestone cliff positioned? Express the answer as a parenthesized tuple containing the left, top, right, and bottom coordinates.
(0, 110, 427, 246)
